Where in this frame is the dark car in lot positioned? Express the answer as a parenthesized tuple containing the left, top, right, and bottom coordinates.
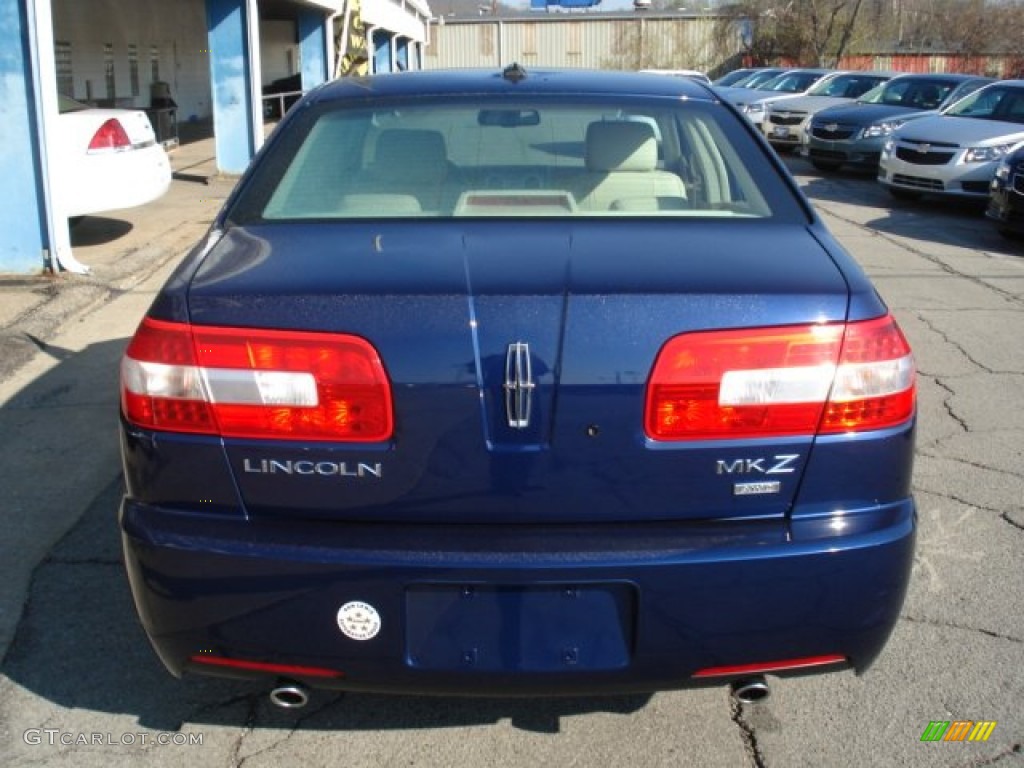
(119, 65, 917, 704)
(805, 73, 995, 172)
(263, 73, 303, 119)
(986, 142, 1024, 237)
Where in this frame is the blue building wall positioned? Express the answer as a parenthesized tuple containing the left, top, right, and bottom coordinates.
(298, 9, 327, 91)
(0, 0, 47, 274)
(206, 0, 257, 174)
(373, 29, 392, 74)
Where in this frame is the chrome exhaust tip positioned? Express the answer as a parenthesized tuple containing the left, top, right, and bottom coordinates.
(269, 681, 310, 709)
(730, 676, 770, 705)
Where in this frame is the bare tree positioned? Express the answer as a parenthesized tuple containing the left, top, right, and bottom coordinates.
(712, 1, 805, 64)
(804, 0, 866, 66)
(717, 0, 1024, 73)
(714, 0, 870, 66)
(885, 0, 1024, 72)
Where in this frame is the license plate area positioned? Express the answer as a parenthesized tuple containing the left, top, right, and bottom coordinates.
(772, 126, 791, 138)
(405, 583, 635, 671)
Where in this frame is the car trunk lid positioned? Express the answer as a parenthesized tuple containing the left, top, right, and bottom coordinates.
(186, 220, 851, 523)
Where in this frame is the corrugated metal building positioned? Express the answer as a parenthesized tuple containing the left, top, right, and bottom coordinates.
(425, 12, 734, 74)
(424, 13, 1024, 79)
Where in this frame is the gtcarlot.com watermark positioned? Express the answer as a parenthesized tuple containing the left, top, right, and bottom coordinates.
(24, 729, 203, 747)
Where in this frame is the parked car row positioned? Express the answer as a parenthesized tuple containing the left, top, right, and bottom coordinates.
(716, 68, 1024, 240)
(806, 73, 994, 171)
(762, 71, 896, 151)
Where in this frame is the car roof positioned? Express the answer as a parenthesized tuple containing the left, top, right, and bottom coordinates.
(751, 68, 836, 87)
(308, 66, 715, 104)
(783, 68, 835, 75)
(887, 72, 991, 83)
(983, 79, 1024, 88)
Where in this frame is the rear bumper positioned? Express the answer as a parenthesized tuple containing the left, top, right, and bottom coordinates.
(121, 499, 915, 696)
(63, 143, 171, 217)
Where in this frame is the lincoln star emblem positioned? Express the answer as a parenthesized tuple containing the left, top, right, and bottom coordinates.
(504, 342, 535, 429)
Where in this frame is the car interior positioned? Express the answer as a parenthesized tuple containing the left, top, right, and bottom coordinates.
(259, 102, 777, 220)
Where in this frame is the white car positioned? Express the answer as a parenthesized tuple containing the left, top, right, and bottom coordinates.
(878, 80, 1024, 200)
(719, 69, 834, 127)
(55, 95, 172, 218)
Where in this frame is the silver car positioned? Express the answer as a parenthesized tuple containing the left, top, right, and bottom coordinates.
(878, 80, 1024, 200)
(719, 69, 834, 127)
(713, 67, 788, 91)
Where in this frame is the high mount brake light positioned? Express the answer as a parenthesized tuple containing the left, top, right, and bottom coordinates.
(121, 318, 394, 442)
(645, 315, 915, 441)
(88, 118, 132, 152)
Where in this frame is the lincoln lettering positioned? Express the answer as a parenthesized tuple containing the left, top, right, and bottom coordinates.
(243, 459, 383, 478)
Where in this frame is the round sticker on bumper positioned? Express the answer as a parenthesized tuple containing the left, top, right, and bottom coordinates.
(336, 601, 381, 641)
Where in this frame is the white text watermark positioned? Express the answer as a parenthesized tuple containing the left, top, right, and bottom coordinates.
(23, 729, 204, 747)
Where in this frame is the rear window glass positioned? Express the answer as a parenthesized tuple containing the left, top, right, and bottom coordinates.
(230, 97, 802, 222)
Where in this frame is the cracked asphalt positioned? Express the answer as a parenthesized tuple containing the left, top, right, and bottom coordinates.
(0, 153, 1021, 767)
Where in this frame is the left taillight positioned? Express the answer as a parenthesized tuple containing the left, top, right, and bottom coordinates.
(88, 118, 132, 153)
(121, 318, 394, 442)
(645, 314, 915, 441)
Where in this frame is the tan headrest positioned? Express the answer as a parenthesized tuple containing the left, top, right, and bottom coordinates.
(585, 121, 658, 172)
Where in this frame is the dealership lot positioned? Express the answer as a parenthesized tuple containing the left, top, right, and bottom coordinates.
(0, 147, 1021, 767)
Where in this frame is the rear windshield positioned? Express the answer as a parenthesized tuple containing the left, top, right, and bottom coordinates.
(229, 96, 804, 222)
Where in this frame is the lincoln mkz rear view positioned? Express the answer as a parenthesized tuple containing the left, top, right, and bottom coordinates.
(119, 65, 917, 704)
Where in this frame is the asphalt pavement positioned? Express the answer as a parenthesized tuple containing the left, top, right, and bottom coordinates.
(0, 122, 233, 661)
(0, 149, 1021, 767)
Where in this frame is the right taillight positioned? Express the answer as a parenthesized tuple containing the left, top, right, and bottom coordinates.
(645, 314, 915, 441)
(121, 317, 394, 442)
(88, 118, 132, 153)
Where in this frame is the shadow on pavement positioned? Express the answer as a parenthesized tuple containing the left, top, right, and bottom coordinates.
(779, 154, 1021, 256)
(69, 217, 134, 247)
(0, 339, 651, 735)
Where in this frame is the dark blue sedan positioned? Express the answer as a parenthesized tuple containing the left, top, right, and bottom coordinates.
(119, 65, 917, 707)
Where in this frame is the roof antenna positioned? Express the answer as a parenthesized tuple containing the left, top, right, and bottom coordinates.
(502, 63, 527, 83)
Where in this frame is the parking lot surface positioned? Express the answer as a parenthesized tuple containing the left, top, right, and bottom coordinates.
(0, 149, 1021, 767)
